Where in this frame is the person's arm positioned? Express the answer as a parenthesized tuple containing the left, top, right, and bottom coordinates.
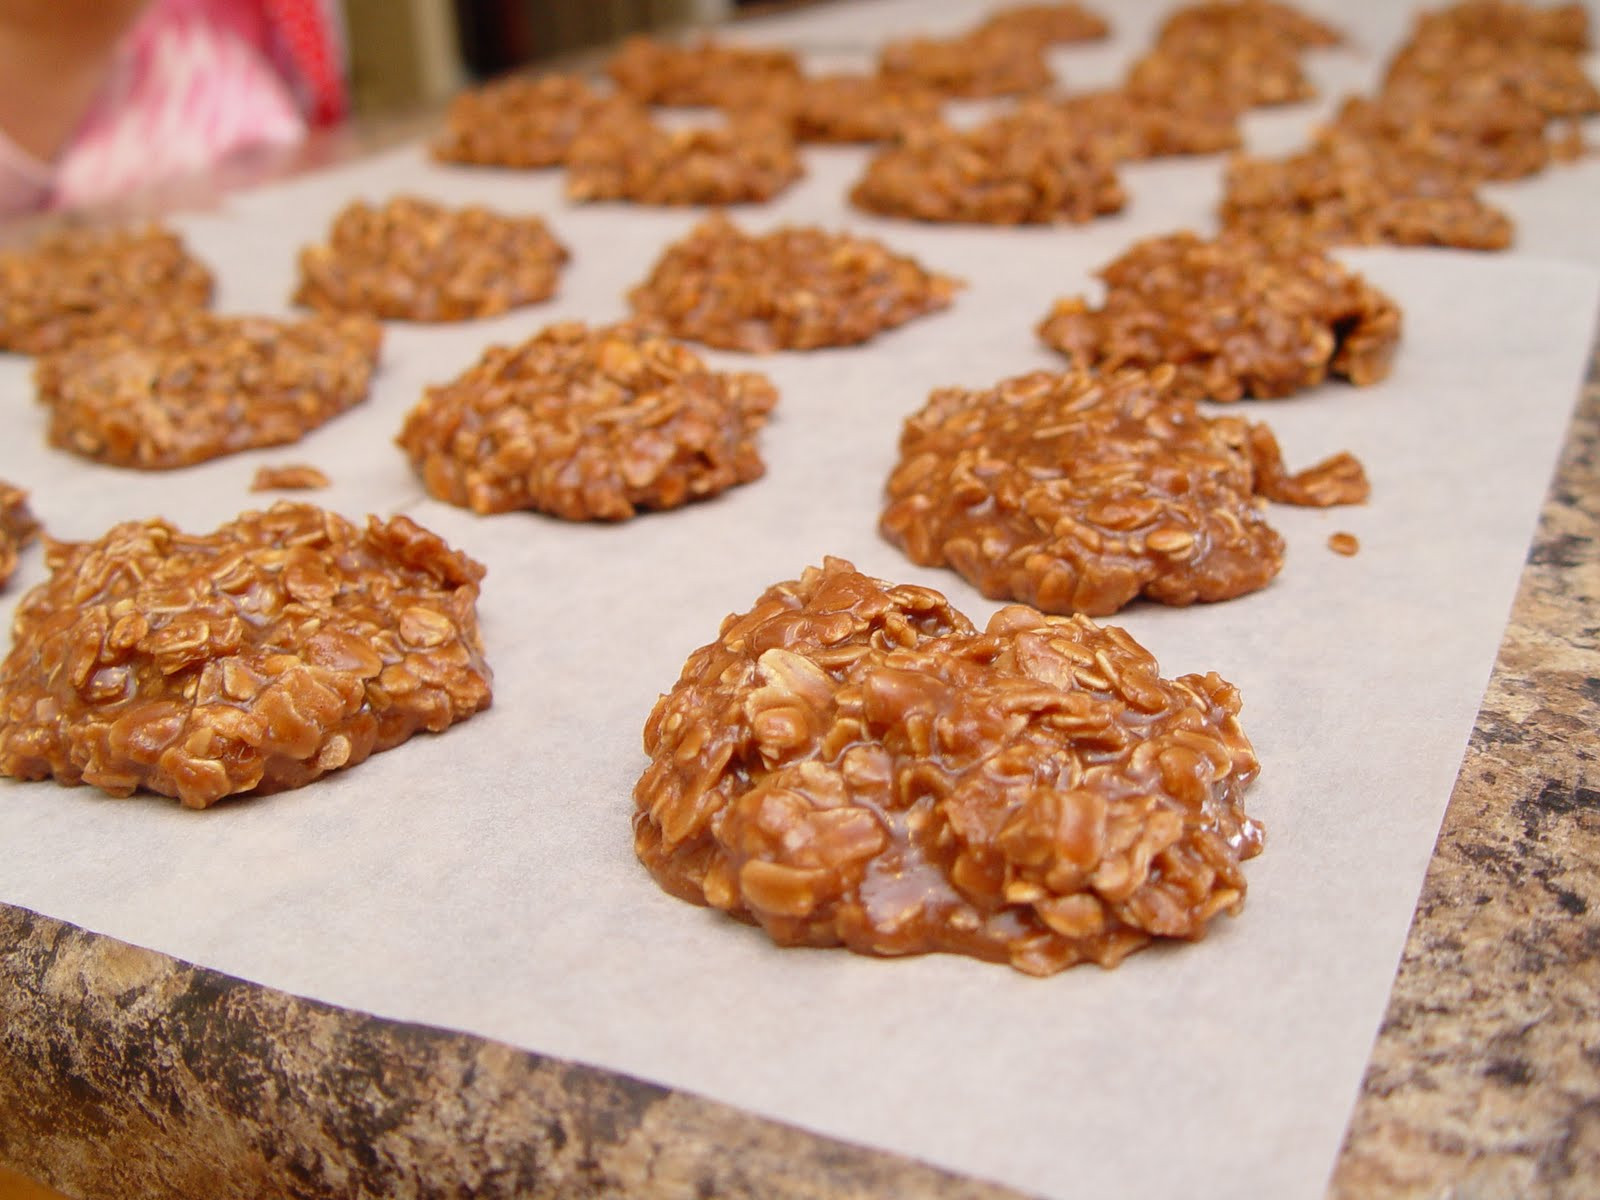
(0, 0, 148, 161)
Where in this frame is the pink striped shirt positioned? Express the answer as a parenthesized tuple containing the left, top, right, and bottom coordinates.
(0, 0, 343, 217)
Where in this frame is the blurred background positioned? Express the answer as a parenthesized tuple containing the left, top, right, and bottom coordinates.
(348, 0, 759, 115)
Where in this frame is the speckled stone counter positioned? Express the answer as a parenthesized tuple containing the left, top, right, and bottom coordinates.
(1327, 361, 1600, 1199)
(3, 362, 1594, 1200)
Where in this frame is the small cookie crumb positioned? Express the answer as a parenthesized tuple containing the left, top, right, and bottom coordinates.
(251, 464, 332, 492)
(1328, 531, 1361, 556)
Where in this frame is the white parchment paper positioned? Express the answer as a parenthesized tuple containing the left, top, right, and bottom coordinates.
(3, 3, 1599, 1197)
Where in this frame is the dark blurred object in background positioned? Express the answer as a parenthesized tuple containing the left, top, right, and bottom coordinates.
(347, 0, 734, 113)
(454, 0, 724, 80)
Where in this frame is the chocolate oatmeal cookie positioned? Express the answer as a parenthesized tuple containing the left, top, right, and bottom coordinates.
(566, 108, 802, 207)
(397, 321, 776, 520)
(850, 104, 1124, 225)
(36, 310, 381, 469)
(627, 215, 960, 352)
(0, 225, 213, 355)
(1036, 231, 1401, 401)
(294, 196, 568, 321)
(635, 557, 1264, 975)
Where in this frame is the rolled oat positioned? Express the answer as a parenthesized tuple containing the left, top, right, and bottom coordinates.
(251, 464, 332, 492)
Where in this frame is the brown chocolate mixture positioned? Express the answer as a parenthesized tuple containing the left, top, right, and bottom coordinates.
(849, 104, 1124, 225)
(0, 502, 492, 808)
(0, 481, 39, 589)
(430, 74, 637, 168)
(0, 225, 213, 355)
(635, 557, 1264, 975)
(880, 366, 1368, 616)
(35, 311, 381, 470)
(627, 215, 961, 353)
(397, 321, 776, 520)
(566, 108, 802, 207)
(294, 195, 568, 321)
(1036, 231, 1401, 401)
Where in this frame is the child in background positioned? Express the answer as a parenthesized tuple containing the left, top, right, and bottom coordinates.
(0, 0, 345, 217)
